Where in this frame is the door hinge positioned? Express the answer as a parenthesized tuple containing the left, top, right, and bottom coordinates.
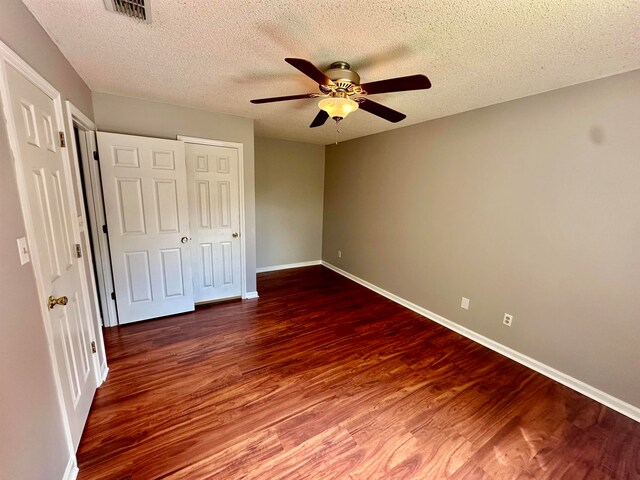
(111, 292, 116, 301)
(91, 341, 97, 354)
(59, 131, 66, 148)
(93, 150, 99, 161)
(75, 243, 82, 258)
(102, 224, 108, 234)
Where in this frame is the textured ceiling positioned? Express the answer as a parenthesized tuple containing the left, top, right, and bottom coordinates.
(22, 0, 640, 145)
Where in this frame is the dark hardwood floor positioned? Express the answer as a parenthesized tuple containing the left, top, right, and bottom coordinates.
(77, 266, 640, 479)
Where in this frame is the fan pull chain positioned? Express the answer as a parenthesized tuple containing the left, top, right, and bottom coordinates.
(335, 119, 341, 145)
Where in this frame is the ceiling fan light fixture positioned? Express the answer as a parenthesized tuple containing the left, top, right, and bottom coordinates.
(318, 96, 358, 121)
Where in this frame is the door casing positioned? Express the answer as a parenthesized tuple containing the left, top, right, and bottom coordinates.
(65, 101, 113, 371)
(65, 101, 118, 328)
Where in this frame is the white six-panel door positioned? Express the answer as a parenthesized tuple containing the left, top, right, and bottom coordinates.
(97, 132, 194, 324)
(185, 143, 242, 303)
(4, 64, 97, 451)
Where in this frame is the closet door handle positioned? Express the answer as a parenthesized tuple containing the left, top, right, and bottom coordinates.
(181, 237, 189, 244)
(232, 232, 239, 238)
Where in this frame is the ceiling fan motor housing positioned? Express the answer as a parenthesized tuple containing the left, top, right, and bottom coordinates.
(321, 61, 361, 94)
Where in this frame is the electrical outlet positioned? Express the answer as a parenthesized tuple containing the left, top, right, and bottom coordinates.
(337, 250, 342, 258)
(461, 297, 470, 310)
(503, 313, 513, 327)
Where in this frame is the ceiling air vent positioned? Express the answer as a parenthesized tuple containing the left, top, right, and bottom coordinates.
(104, 0, 151, 23)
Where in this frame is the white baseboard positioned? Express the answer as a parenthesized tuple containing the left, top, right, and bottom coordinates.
(321, 261, 640, 423)
(100, 364, 109, 384)
(256, 260, 322, 273)
(62, 456, 78, 480)
(244, 291, 259, 299)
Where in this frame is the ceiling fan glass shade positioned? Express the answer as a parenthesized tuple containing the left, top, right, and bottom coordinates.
(318, 96, 358, 120)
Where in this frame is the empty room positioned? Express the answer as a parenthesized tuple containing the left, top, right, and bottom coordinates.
(1, 0, 639, 479)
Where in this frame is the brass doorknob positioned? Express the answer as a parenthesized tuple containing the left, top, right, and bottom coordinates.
(232, 232, 239, 238)
(48, 295, 68, 310)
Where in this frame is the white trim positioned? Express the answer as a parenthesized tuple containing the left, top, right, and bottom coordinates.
(86, 129, 118, 328)
(177, 135, 250, 300)
(244, 291, 259, 299)
(65, 101, 94, 131)
(256, 260, 322, 273)
(321, 261, 640, 423)
(67, 105, 117, 328)
(100, 365, 110, 383)
(0, 38, 85, 462)
(0, 41, 58, 97)
(65, 101, 110, 383)
(178, 135, 244, 150)
(62, 456, 79, 480)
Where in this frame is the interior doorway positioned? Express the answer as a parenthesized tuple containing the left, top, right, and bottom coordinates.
(65, 102, 118, 332)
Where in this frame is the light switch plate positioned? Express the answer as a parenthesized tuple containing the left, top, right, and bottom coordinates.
(17, 237, 30, 265)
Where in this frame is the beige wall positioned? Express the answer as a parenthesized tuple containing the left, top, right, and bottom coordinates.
(92, 92, 258, 293)
(0, 0, 94, 477)
(323, 70, 640, 408)
(0, 0, 92, 117)
(255, 137, 325, 269)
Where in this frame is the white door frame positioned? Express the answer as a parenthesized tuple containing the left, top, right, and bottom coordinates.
(64, 102, 112, 381)
(62, 103, 109, 385)
(65, 102, 118, 329)
(0, 39, 101, 476)
(177, 135, 248, 299)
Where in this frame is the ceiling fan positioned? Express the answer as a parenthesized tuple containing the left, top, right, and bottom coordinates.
(250, 58, 431, 128)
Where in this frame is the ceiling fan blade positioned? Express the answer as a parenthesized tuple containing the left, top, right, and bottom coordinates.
(310, 110, 329, 128)
(360, 74, 431, 95)
(285, 58, 335, 86)
(250, 93, 316, 104)
(357, 98, 406, 123)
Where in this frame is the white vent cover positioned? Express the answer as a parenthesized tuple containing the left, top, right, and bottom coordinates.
(104, 0, 151, 23)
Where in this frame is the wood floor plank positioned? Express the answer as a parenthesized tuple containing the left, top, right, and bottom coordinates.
(77, 266, 640, 479)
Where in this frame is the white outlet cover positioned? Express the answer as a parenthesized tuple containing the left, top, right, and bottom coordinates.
(461, 297, 470, 310)
(337, 250, 342, 258)
(503, 313, 513, 326)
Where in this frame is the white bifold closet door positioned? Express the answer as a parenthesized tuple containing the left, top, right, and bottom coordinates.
(97, 132, 194, 324)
